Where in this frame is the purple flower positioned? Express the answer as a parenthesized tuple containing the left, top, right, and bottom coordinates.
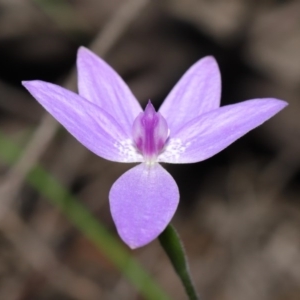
(22, 47, 287, 249)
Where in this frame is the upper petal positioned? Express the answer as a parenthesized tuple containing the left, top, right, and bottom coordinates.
(159, 56, 221, 134)
(109, 163, 179, 249)
(77, 47, 142, 136)
(22, 80, 143, 163)
(159, 98, 287, 163)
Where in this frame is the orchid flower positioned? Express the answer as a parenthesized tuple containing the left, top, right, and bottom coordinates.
(22, 47, 287, 249)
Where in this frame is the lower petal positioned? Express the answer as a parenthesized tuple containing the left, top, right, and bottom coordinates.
(109, 163, 179, 249)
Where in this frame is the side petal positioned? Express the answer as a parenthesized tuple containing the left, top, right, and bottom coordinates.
(22, 80, 143, 163)
(159, 98, 287, 163)
(109, 163, 179, 249)
(159, 56, 221, 134)
(77, 47, 142, 136)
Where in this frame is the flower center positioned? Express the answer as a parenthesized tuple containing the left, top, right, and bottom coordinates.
(132, 101, 169, 164)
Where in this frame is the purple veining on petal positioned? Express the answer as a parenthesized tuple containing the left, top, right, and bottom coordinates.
(132, 101, 169, 162)
(77, 47, 142, 136)
(158, 98, 288, 164)
(159, 56, 221, 134)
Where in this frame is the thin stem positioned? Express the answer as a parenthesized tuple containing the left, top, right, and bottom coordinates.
(0, 131, 170, 300)
(159, 224, 199, 300)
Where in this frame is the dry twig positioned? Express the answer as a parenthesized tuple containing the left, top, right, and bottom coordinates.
(1, 0, 149, 201)
(0, 0, 150, 298)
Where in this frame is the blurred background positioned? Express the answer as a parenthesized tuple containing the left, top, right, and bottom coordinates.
(0, 0, 299, 299)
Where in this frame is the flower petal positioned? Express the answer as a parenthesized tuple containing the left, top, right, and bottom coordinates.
(159, 98, 287, 163)
(159, 56, 221, 134)
(22, 80, 143, 163)
(77, 47, 142, 136)
(109, 163, 179, 249)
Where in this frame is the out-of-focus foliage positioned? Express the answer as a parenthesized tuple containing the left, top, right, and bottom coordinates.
(0, 131, 170, 300)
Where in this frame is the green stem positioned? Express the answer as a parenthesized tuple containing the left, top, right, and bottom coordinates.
(0, 131, 170, 300)
(159, 224, 199, 300)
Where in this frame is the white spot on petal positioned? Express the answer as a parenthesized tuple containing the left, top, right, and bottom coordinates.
(158, 138, 191, 163)
(114, 139, 143, 162)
